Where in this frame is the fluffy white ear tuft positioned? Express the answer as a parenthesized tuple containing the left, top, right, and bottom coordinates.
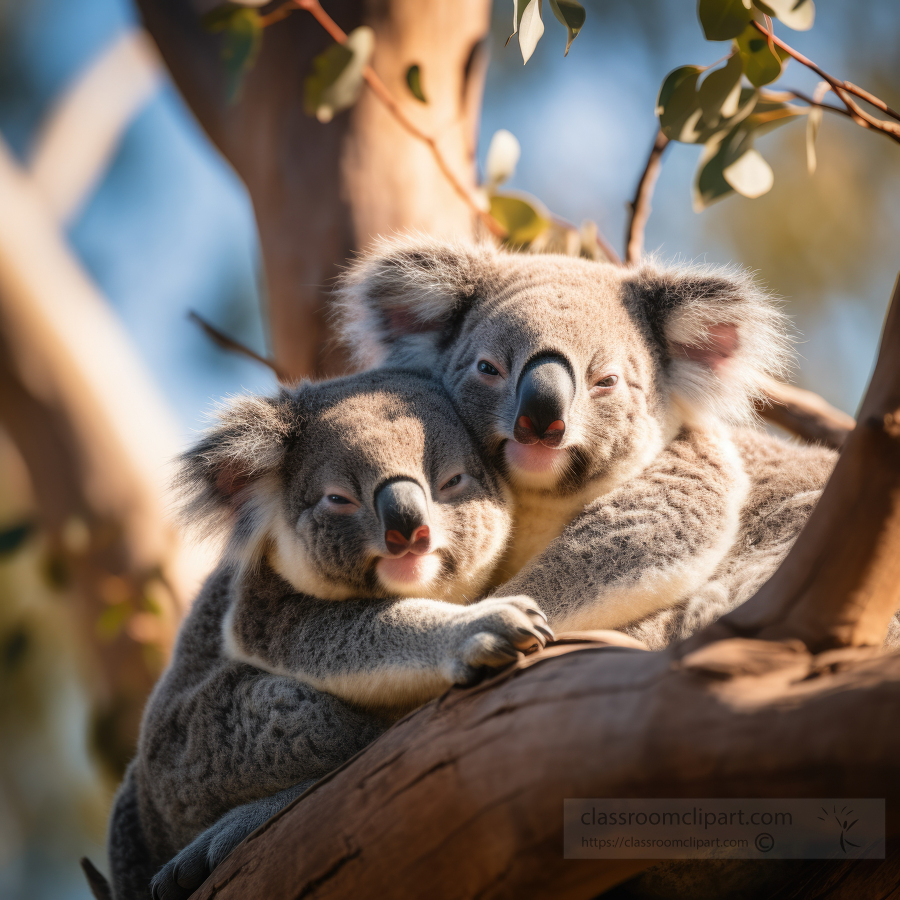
(631, 261, 793, 426)
(177, 390, 301, 564)
(333, 236, 496, 371)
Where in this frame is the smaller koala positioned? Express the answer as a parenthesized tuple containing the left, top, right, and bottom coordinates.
(102, 369, 550, 900)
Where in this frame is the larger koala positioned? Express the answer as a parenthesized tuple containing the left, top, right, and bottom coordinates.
(101, 369, 549, 900)
(335, 239, 837, 647)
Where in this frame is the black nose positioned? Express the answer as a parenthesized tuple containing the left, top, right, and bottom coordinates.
(374, 479, 431, 554)
(514, 353, 575, 448)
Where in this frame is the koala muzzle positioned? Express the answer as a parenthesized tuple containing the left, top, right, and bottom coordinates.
(514, 354, 575, 448)
(375, 479, 432, 556)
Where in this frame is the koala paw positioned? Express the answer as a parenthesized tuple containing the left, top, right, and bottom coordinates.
(449, 596, 553, 685)
(150, 805, 266, 900)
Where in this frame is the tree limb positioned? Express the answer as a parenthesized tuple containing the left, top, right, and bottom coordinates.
(624, 130, 669, 266)
(751, 19, 900, 144)
(754, 374, 855, 450)
(705, 274, 900, 651)
(0, 134, 211, 772)
(192, 639, 900, 900)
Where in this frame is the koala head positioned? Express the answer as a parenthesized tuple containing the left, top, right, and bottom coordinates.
(335, 238, 791, 498)
(179, 370, 511, 602)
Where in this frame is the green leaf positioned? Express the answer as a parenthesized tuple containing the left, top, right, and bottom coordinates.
(304, 27, 375, 123)
(405, 64, 427, 103)
(489, 194, 551, 247)
(723, 147, 773, 196)
(754, 0, 815, 31)
(485, 129, 521, 188)
(518, 0, 545, 64)
(548, 0, 586, 56)
(698, 0, 753, 41)
(694, 138, 737, 210)
(0, 521, 33, 557)
(698, 52, 744, 125)
(735, 23, 788, 87)
(203, 6, 263, 102)
(657, 66, 704, 142)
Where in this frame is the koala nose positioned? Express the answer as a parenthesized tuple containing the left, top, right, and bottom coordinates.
(514, 353, 575, 448)
(374, 479, 432, 555)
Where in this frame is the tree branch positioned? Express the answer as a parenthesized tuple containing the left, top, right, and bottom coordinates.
(188, 311, 289, 382)
(624, 130, 669, 266)
(193, 639, 900, 900)
(751, 19, 900, 144)
(709, 274, 900, 651)
(754, 373, 854, 450)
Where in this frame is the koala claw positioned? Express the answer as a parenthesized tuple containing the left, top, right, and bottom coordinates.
(448, 596, 552, 685)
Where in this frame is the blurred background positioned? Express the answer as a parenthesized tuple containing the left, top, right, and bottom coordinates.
(0, 0, 897, 896)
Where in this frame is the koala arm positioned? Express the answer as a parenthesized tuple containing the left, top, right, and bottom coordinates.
(225, 565, 551, 713)
(492, 429, 749, 632)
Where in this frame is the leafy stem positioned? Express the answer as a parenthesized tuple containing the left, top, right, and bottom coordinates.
(750, 18, 900, 142)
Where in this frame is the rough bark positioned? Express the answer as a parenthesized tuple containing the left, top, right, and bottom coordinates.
(190, 640, 900, 900)
(137, 0, 491, 380)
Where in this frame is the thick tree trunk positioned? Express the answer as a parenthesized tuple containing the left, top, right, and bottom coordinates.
(137, 0, 491, 380)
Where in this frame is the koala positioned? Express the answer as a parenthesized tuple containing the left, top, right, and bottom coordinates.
(99, 369, 550, 900)
(334, 238, 838, 648)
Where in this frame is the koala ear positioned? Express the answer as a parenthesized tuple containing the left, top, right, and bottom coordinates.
(177, 390, 300, 553)
(333, 237, 494, 370)
(630, 262, 793, 425)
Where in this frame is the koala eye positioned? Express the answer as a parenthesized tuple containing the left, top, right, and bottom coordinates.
(591, 374, 619, 394)
(440, 473, 463, 491)
(327, 494, 353, 504)
(477, 360, 500, 377)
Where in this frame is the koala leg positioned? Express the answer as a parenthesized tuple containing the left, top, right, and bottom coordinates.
(105, 763, 157, 900)
(150, 780, 315, 900)
(227, 565, 552, 713)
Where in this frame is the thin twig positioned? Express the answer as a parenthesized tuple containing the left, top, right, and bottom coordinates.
(751, 19, 900, 144)
(188, 311, 289, 382)
(624, 130, 669, 266)
(290, 0, 506, 238)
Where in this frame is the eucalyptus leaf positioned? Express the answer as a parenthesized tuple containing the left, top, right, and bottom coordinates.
(723, 148, 774, 197)
(548, 0, 586, 56)
(698, 52, 744, 125)
(518, 0, 545, 64)
(489, 194, 551, 247)
(203, 5, 263, 101)
(698, 0, 753, 41)
(735, 23, 788, 87)
(754, 0, 815, 31)
(694, 138, 736, 210)
(485, 129, 521, 188)
(304, 27, 374, 123)
(657, 66, 704, 141)
(405, 64, 427, 103)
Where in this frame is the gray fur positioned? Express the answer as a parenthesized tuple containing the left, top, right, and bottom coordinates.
(334, 238, 838, 646)
(107, 370, 551, 900)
